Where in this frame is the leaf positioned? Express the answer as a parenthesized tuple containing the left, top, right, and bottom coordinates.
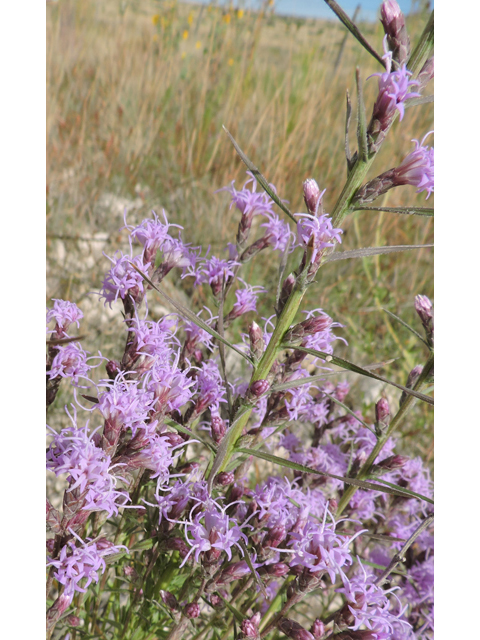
(405, 94, 434, 108)
(222, 126, 297, 223)
(372, 477, 434, 504)
(130, 263, 253, 365)
(47, 335, 86, 346)
(354, 205, 433, 217)
(271, 360, 396, 390)
(382, 308, 429, 347)
(215, 592, 245, 623)
(236, 447, 433, 504)
(164, 418, 217, 454)
(323, 0, 386, 68)
(238, 539, 268, 599)
(284, 345, 434, 405)
(324, 244, 433, 262)
(355, 68, 368, 162)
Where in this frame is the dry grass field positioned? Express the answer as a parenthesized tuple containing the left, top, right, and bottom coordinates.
(46, 0, 433, 458)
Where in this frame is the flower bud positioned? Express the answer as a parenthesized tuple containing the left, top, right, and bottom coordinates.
(303, 179, 323, 216)
(67, 615, 81, 627)
(416, 56, 434, 92)
(380, 0, 410, 65)
(184, 602, 200, 618)
(376, 454, 409, 471)
(400, 365, 423, 406)
(240, 612, 261, 638)
(277, 273, 295, 316)
(310, 619, 325, 639)
(215, 471, 235, 486)
(165, 537, 190, 558)
(278, 617, 315, 640)
(414, 294, 434, 346)
(263, 562, 290, 577)
(46, 538, 56, 553)
(211, 415, 226, 444)
(160, 590, 179, 610)
(375, 397, 390, 435)
(263, 524, 286, 549)
(106, 359, 121, 380)
(249, 320, 265, 360)
(218, 560, 252, 584)
(247, 379, 270, 401)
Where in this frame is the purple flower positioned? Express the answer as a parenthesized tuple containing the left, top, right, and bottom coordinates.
(144, 360, 196, 416)
(295, 212, 343, 271)
(228, 279, 266, 320)
(47, 534, 128, 598)
(286, 507, 362, 583)
(195, 255, 239, 296)
(369, 37, 420, 126)
(393, 132, 434, 198)
(218, 172, 274, 218)
(128, 434, 183, 490)
(96, 375, 153, 437)
(47, 342, 91, 386)
(260, 211, 295, 251)
(47, 415, 129, 517)
(194, 358, 227, 412)
(337, 560, 411, 637)
(100, 252, 147, 307)
(182, 307, 217, 355)
(126, 315, 179, 373)
(182, 500, 249, 566)
(128, 210, 178, 261)
(47, 299, 83, 335)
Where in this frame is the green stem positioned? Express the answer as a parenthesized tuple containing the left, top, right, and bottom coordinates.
(336, 351, 434, 516)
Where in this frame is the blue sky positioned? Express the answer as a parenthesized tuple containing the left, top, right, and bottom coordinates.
(183, 1, 433, 21)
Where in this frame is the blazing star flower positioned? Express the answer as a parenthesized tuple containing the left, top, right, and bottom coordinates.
(286, 507, 363, 583)
(160, 235, 200, 275)
(182, 307, 217, 354)
(195, 255, 239, 296)
(194, 358, 227, 411)
(181, 500, 249, 566)
(144, 359, 196, 416)
(47, 342, 91, 386)
(47, 534, 128, 599)
(46, 417, 129, 517)
(96, 375, 153, 437)
(47, 299, 84, 335)
(393, 132, 434, 198)
(128, 210, 179, 260)
(126, 316, 178, 373)
(260, 211, 295, 252)
(229, 280, 266, 319)
(295, 212, 343, 269)
(337, 560, 411, 637)
(370, 37, 420, 128)
(218, 172, 275, 219)
(100, 252, 147, 307)
(129, 434, 184, 490)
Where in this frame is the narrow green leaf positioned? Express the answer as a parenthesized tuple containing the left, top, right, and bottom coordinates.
(354, 205, 433, 217)
(47, 334, 86, 346)
(164, 418, 217, 454)
(285, 345, 434, 405)
(216, 592, 245, 623)
(372, 477, 434, 504)
(382, 308, 429, 347)
(130, 263, 253, 365)
(238, 539, 268, 598)
(405, 94, 434, 108)
(356, 68, 368, 162)
(222, 126, 297, 223)
(323, 0, 386, 67)
(236, 447, 433, 504)
(325, 244, 433, 262)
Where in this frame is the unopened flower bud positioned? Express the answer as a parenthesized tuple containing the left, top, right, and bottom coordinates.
(209, 594, 222, 608)
(414, 294, 434, 346)
(249, 320, 265, 360)
(241, 612, 261, 638)
(106, 359, 121, 380)
(416, 56, 434, 92)
(264, 562, 290, 577)
(375, 397, 390, 435)
(184, 602, 200, 618)
(400, 365, 423, 406)
(328, 498, 338, 514)
(377, 454, 409, 471)
(165, 537, 190, 558)
(215, 471, 235, 486)
(277, 273, 295, 316)
(46, 538, 56, 553)
(303, 179, 323, 216)
(310, 619, 325, 639)
(380, 0, 410, 65)
(211, 415, 226, 444)
(278, 617, 315, 640)
(263, 524, 286, 549)
(218, 560, 252, 584)
(160, 590, 179, 610)
(67, 615, 81, 627)
(247, 379, 270, 401)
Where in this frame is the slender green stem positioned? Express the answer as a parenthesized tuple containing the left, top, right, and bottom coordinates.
(336, 351, 434, 516)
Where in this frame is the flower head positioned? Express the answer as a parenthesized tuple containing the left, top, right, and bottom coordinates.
(394, 133, 434, 198)
(47, 299, 83, 335)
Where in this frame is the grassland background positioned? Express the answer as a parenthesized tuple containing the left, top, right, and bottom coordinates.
(46, 0, 433, 460)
